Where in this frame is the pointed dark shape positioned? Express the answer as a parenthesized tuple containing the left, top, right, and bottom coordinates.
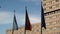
(13, 10, 18, 30)
(41, 3, 46, 29)
(25, 7, 32, 31)
(12, 10, 18, 34)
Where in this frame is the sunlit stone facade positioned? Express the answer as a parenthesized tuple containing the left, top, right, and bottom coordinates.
(6, 0, 60, 34)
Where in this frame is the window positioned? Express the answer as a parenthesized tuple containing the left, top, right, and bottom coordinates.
(55, 11, 59, 13)
(52, 11, 55, 14)
(49, 6, 52, 9)
(56, 0, 59, 2)
(43, 3, 46, 6)
(55, 10, 60, 13)
(48, 12, 52, 15)
(51, 11, 55, 14)
(44, 13, 47, 16)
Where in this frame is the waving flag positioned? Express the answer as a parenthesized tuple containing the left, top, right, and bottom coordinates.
(25, 7, 32, 31)
(41, 3, 46, 29)
(12, 10, 18, 34)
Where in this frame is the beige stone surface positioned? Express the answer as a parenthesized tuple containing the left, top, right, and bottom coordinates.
(6, 0, 60, 34)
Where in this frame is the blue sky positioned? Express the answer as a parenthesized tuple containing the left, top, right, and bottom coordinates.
(0, 0, 41, 34)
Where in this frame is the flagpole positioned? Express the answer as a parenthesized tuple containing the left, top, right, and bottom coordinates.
(12, 29, 14, 34)
(41, 1, 42, 34)
(41, 23, 42, 34)
(25, 29, 26, 34)
(40, 1, 46, 34)
(25, 6, 26, 34)
(12, 10, 15, 34)
(12, 31, 13, 34)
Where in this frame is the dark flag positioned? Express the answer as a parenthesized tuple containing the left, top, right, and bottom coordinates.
(41, 3, 46, 29)
(12, 10, 18, 34)
(25, 7, 32, 31)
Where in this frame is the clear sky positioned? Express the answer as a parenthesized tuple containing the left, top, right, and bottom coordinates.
(0, 0, 41, 34)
